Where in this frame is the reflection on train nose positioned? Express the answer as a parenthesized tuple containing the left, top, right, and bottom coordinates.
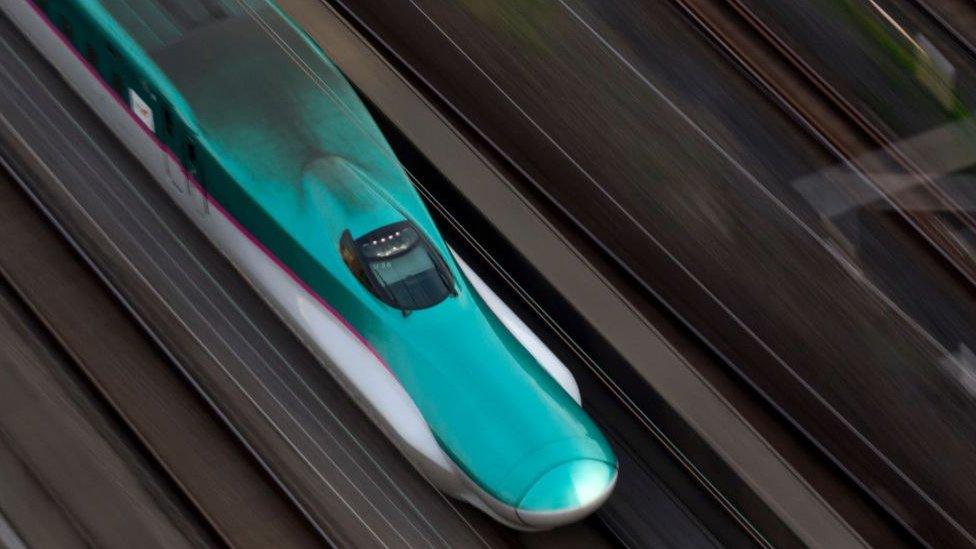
(516, 458, 617, 528)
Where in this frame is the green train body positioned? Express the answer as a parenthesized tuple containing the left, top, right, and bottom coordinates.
(10, 0, 617, 527)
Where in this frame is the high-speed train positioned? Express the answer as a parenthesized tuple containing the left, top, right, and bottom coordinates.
(3, 0, 618, 529)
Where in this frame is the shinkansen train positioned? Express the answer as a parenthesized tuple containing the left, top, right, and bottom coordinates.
(2, 0, 617, 529)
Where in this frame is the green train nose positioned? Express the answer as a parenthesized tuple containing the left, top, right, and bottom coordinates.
(516, 458, 617, 528)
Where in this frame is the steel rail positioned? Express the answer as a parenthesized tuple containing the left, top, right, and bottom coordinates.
(683, 0, 976, 285)
(667, 0, 976, 545)
(0, 137, 340, 549)
(901, 0, 976, 61)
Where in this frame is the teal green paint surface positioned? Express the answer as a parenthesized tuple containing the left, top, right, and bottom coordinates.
(61, 0, 616, 509)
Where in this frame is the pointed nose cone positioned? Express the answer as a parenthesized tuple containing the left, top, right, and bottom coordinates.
(516, 459, 617, 529)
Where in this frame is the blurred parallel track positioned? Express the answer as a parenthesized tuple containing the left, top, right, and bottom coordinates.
(674, 0, 976, 284)
(902, 0, 976, 59)
(0, 172, 322, 548)
(669, 0, 976, 544)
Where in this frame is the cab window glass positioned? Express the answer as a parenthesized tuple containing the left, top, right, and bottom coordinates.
(341, 222, 454, 312)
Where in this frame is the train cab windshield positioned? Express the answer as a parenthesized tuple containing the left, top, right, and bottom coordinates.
(342, 221, 455, 312)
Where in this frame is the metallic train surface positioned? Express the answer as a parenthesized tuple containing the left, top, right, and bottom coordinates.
(2, 0, 617, 529)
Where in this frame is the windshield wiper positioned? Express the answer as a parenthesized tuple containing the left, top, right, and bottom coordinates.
(373, 270, 411, 316)
(424, 242, 457, 298)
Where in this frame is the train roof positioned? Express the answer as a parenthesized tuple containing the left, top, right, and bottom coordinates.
(97, 0, 241, 51)
(88, 0, 421, 239)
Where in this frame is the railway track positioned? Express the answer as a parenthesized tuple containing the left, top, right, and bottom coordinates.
(901, 0, 976, 60)
(672, 0, 976, 284)
(668, 0, 976, 544)
(0, 281, 211, 549)
(0, 172, 323, 548)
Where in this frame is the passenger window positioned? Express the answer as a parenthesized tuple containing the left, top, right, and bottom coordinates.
(61, 19, 73, 44)
(111, 73, 123, 97)
(163, 107, 174, 136)
(185, 140, 203, 188)
(85, 44, 97, 68)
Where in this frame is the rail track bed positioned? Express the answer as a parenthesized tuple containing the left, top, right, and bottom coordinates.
(669, 0, 976, 543)
(0, 172, 321, 548)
